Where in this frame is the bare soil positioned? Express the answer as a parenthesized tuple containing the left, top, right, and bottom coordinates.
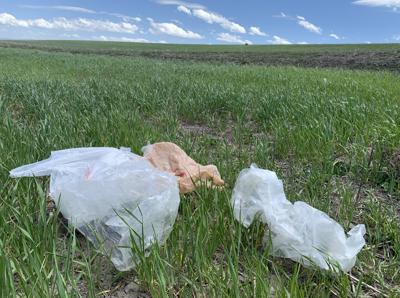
(141, 50, 400, 72)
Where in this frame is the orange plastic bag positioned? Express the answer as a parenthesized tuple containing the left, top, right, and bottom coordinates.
(142, 142, 224, 193)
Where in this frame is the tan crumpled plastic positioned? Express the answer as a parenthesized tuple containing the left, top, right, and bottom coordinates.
(142, 142, 224, 193)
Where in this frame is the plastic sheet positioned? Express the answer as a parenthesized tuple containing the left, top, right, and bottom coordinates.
(10, 147, 180, 271)
(231, 164, 366, 272)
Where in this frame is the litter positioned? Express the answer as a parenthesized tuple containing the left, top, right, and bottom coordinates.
(231, 164, 366, 272)
(10, 147, 180, 271)
(142, 142, 224, 193)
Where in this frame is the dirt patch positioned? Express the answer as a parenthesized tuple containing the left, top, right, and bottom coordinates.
(331, 174, 400, 218)
(2, 41, 400, 72)
(181, 121, 235, 144)
(102, 280, 150, 298)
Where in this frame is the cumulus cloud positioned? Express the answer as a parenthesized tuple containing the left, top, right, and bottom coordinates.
(353, 0, 400, 8)
(174, 5, 246, 34)
(148, 18, 203, 39)
(216, 32, 252, 44)
(298, 41, 309, 44)
(94, 35, 149, 42)
(297, 16, 322, 34)
(269, 35, 292, 45)
(330, 33, 340, 40)
(177, 5, 191, 14)
(0, 13, 138, 33)
(249, 26, 267, 36)
(192, 9, 246, 33)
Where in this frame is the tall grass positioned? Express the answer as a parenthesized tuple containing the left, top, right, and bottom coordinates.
(0, 46, 399, 296)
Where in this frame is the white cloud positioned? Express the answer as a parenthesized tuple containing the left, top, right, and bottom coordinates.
(105, 13, 141, 22)
(94, 35, 149, 42)
(330, 33, 340, 40)
(296, 16, 322, 34)
(120, 37, 149, 42)
(177, 5, 191, 14)
(249, 26, 267, 36)
(216, 32, 252, 44)
(20, 5, 96, 13)
(191, 8, 246, 33)
(20, 5, 142, 23)
(148, 18, 203, 39)
(269, 35, 292, 45)
(298, 41, 309, 44)
(393, 35, 400, 40)
(166, 2, 246, 34)
(62, 33, 80, 38)
(353, 0, 400, 8)
(155, 0, 205, 9)
(273, 12, 294, 19)
(0, 13, 138, 33)
(171, 19, 183, 25)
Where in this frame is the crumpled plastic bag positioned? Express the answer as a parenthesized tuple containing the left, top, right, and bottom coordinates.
(142, 142, 224, 193)
(10, 147, 180, 271)
(231, 164, 366, 272)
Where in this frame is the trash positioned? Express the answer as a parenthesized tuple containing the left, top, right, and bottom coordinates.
(142, 142, 224, 193)
(231, 164, 366, 272)
(10, 147, 180, 271)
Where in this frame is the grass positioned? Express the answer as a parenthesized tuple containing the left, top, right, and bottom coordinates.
(0, 43, 399, 297)
(2, 40, 400, 53)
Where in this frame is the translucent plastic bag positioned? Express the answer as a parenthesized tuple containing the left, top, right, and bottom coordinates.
(10, 147, 180, 271)
(231, 165, 366, 272)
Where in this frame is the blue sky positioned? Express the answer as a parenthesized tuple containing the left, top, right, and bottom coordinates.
(0, 0, 399, 44)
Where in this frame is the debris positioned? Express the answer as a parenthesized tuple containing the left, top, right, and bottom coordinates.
(142, 142, 224, 193)
(231, 164, 366, 272)
(10, 147, 180, 271)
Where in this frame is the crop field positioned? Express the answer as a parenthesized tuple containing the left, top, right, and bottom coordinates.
(0, 41, 399, 297)
(2, 40, 400, 71)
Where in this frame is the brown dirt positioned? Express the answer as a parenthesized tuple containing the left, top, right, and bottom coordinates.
(181, 121, 235, 144)
(141, 50, 400, 72)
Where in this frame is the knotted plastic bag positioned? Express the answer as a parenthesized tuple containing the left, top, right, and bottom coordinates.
(142, 142, 224, 193)
(231, 165, 366, 272)
(10, 147, 180, 271)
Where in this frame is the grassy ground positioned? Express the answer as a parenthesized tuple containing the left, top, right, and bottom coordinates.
(2, 40, 400, 72)
(3, 40, 400, 53)
(0, 44, 399, 297)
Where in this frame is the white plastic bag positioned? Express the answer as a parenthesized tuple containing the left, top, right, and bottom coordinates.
(231, 165, 366, 272)
(10, 147, 180, 271)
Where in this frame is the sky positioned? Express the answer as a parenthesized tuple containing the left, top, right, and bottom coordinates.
(0, 0, 399, 44)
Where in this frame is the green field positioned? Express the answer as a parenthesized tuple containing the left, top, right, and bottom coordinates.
(1, 42, 399, 297)
(2, 40, 400, 72)
(3, 40, 400, 52)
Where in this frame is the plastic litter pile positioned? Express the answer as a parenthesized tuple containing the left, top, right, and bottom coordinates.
(231, 165, 366, 272)
(10, 147, 180, 271)
(10, 144, 366, 272)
